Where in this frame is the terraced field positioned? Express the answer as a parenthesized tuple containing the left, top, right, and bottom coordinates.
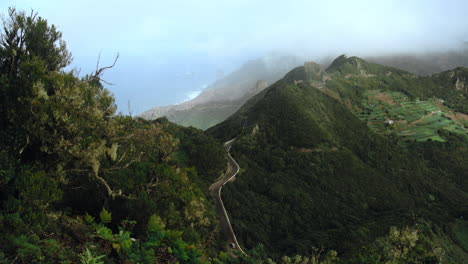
(355, 90, 467, 142)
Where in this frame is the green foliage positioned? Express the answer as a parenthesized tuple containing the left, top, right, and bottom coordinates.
(93, 223, 133, 255)
(84, 213, 95, 224)
(209, 55, 468, 260)
(85, 214, 210, 263)
(171, 238, 189, 261)
(350, 225, 443, 264)
(147, 214, 165, 232)
(79, 248, 105, 264)
(13, 234, 42, 262)
(1, 6, 466, 263)
(146, 214, 166, 246)
(113, 229, 133, 253)
(15, 169, 62, 206)
(0, 7, 71, 155)
(99, 208, 112, 224)
(95, 225, 113, 240)
(221, 244, 339, 264)
(0, 7, 224, 264)
(162, 120, 225, 187)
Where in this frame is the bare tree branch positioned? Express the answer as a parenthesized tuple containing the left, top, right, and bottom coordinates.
(95, 50, 102, 72)
(94, 53, 119, 77)
(87, 52, 120, 86)
(100, 79, 115, 86)
(92, 172, 135, 199)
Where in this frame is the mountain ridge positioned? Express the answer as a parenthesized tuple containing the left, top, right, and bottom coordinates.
(139, 55, 303, 129)
(140, 49, 468, 131)
(207, 55, 468, 261)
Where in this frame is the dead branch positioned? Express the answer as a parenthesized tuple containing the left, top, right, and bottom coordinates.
(95, 50, 101, 72)
(18, 135, 29, 155)
(100, 79, 115, 86)
(94, 52, 119, 77)
(87, 52, 119, 85)
(92, 172, 135, 199)
(117, 152, 127, 164)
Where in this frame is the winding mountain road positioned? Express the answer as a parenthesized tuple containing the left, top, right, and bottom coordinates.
(209, 138, 246, 254)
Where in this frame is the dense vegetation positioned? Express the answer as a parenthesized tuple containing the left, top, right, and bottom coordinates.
(1, 8, 468, 264)
(0, 8, 233, 263)
(208, 56, 468, 263)
(0, 8, 355, 264)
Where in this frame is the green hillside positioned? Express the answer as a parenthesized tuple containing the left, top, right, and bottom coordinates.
(2, 7, 468, 263)
(208, 55, 468, 262)
(356, 90, 467, 142)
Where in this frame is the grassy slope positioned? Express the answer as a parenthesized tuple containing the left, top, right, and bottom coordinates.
(355, 90, 467, 142)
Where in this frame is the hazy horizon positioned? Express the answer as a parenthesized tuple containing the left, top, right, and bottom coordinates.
(1, 0, 468, 114)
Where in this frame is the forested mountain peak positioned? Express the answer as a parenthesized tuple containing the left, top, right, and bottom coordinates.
(207, 54, 468, 262)
(325, 55, 409, 77)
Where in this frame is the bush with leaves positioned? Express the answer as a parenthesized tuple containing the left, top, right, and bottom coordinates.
(79, 248, 105, 264)
(350, 225, 443, 264)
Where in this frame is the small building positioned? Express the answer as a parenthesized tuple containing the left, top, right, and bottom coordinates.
(385, 119, 394, 125)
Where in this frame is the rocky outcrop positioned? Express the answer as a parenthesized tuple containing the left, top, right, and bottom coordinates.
(455, 77, 467, 92)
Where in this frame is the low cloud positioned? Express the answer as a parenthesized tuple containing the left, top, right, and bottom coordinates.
(3, 0, 467, 113)
(183, 90, 201, 103)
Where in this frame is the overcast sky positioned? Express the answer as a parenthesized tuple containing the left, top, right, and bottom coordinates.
(1, 0, 468, 114)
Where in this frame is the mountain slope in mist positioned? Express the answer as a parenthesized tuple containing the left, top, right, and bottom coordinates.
(365, 45, 468, 75)
(207, 55, 468, 261)
(141, 47, 468, 130)
(138, 54, 302, 129)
